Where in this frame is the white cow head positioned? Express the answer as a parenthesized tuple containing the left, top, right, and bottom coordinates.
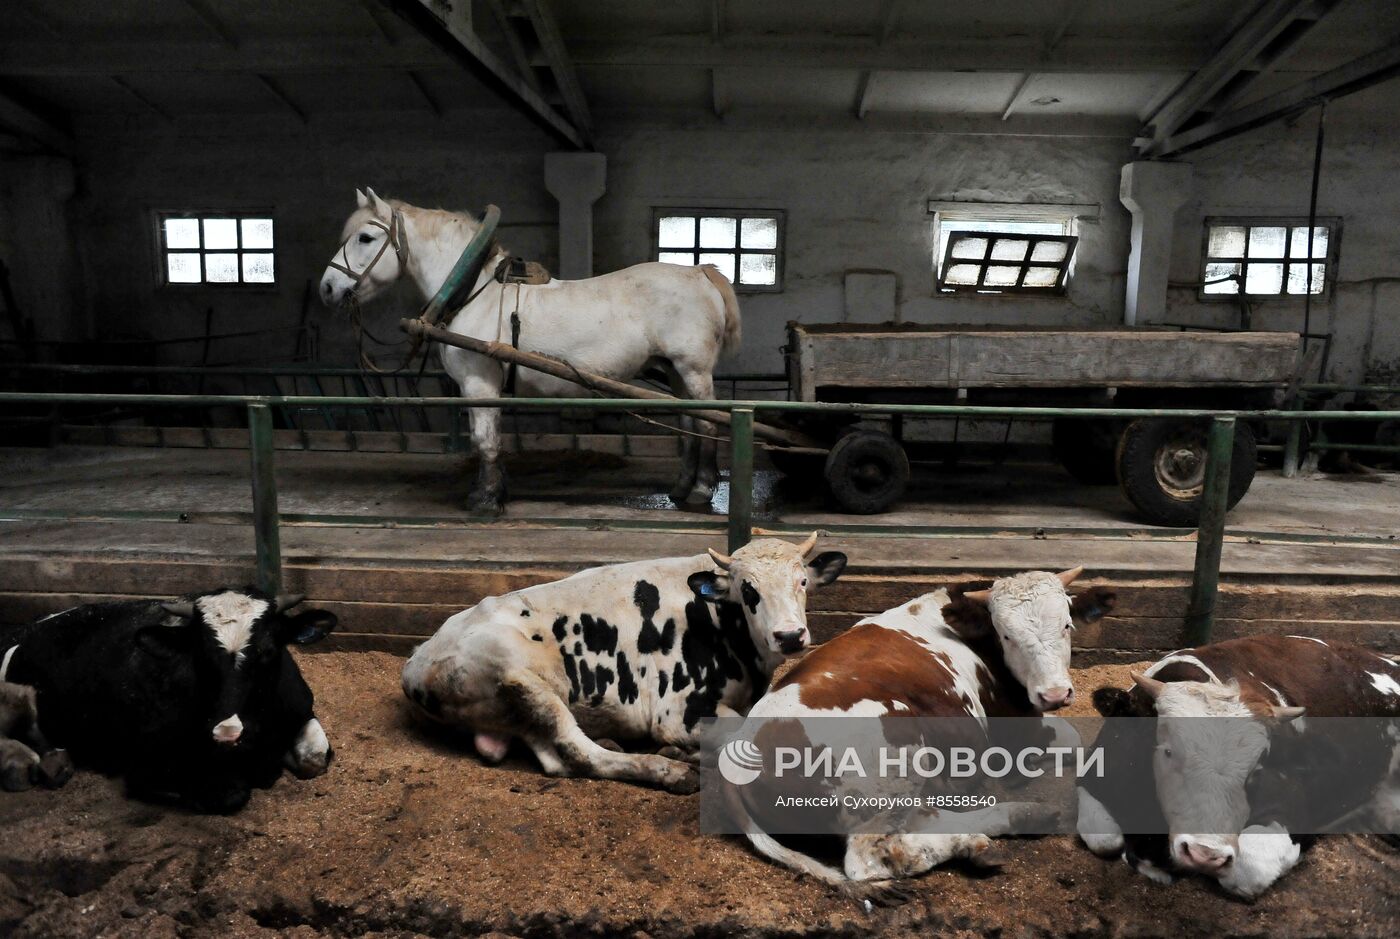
(1131, 673, 1304, 874)
(688, 532, 847, 657)
(943, 568, 1114, 711)
(320, 188, 408, 308)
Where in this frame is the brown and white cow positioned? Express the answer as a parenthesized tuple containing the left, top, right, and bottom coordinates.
(726, 568, 1115, 886)
(402, 533, 846, 793)
(1078, 635, 1400, 898)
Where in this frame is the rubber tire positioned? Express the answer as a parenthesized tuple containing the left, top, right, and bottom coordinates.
(823, 430, 911, 515)
(1115, 419, 1258, 527)
(1052, 418, 1120, 485)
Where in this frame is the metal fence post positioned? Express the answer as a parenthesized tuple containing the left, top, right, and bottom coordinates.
(247, 403, 283, 596)
(1282, 419, 1302, 478)
(728, 407, 755, 554)
(1183, 416, 1235, 646)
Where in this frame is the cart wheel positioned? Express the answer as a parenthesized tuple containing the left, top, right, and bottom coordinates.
(824, 430, 910, 514)
(1052, 418, 1119, 485)
(1116, 419, 1257, 527)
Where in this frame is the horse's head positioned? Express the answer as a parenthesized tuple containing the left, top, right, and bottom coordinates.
(320, 188, 408, 308)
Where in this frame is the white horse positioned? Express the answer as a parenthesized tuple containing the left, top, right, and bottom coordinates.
(319, 189, 741, 513)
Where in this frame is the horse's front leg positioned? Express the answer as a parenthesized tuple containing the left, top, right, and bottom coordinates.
(467, 405, 507, 515)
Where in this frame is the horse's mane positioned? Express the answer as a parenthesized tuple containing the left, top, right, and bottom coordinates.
(386, 200, 504, 253)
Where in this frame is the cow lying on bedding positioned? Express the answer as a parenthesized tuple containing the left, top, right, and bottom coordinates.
(725, 567, 1115, 886)
(0, 680, 72, 792)
(402, 532, 847, 792)
(0, 588, 337, 813)
(1078, 635, 1400, 898)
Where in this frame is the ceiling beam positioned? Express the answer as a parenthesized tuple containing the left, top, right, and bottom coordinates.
(357, 0, 400, 44)
(180, 0, 239, 48)
(0, 90, 74, 155)
(1136, 0, 1338, 156)
(1150, 42, 1400, 156)
(1001, 0, 1091, 120)
(110, 76, 175, 123)
(406, 70, 443, 116)
(384, 0, 585, 148)
(255, 75, 309, 124)
(1203, 0, 1345, 116)
(535, 36, 1211, 73)
(482, 0, 545, 94)
(0, 39, 452, 76)
(519, 0, 594, 144)
(854, 0, 901, 119)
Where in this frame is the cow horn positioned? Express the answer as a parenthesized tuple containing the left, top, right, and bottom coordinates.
(160, 601, 195, 619)
(707, 548, 733, 570)
(796, 530, 819, 559)
(1056, 566, 1085, 588)
(1130, 671, 1167, 700)
(963, 588, 992, 605)
(275, 594, 307, 614)
(1271, 705, 1306, 723)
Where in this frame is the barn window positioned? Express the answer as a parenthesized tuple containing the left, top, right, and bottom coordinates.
(931, 204, 1081, 296)
(653, 209, 783, 292)
(1199, 217, 1338, 298)
(159, 213, 276, 286)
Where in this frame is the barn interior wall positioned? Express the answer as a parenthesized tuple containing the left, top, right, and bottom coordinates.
(1168, 86, 1400, 384)
(23, 81, 1400, 388)
(0, 154, 83, 343)
(62, 110, 557, 368)
(592, 121, 1136, 375)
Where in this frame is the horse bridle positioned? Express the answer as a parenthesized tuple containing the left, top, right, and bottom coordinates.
(326, 209, 410, 292)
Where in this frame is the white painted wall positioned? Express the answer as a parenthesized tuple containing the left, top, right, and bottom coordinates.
(1168, 85, 1400, 384)
(12, 81, 1400, 387)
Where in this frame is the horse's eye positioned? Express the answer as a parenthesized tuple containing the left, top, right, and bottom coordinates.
(358, 233, 373, 244)
(1163, 748, 1173, 758)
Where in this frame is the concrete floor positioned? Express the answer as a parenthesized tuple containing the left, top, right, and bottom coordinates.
(2, 443, 1397, 540)
(1, 445, 1397, 655)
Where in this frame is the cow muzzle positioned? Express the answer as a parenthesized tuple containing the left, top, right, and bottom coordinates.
(1174, 836, 1235, 873)
(212, 715, 244, 746)
(773, 628, 809, 656)
(1034, 686, 1074, 711)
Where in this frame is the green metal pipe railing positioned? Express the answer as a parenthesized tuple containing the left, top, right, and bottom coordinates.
(4, 390, 1400, 643)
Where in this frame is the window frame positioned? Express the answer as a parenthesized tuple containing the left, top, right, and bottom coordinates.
(154, 209, 279, 290)
(937, 232, 1079, 295)
(1197, 215, 1341, 302)
(650, 207, 785, 293)
(928, 201, 1094, 300)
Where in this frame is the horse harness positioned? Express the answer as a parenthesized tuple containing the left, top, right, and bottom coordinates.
(326, 209, 410, 293)
(332, 205, 548, 390)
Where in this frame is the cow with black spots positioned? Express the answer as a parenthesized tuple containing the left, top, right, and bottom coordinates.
(401, 532, 847, 792)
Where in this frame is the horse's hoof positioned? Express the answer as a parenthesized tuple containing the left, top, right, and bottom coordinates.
(683, 484, 715, 506)
(466, 496, 504, 517)
(38, 750, 74, 789)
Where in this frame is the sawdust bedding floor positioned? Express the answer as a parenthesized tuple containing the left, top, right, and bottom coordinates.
(0, 652, 1395, 938)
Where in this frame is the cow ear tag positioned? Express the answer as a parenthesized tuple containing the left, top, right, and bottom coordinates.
(687, 571, 727, 601)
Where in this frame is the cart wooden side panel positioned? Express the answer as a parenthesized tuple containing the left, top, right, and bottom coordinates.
(787, 325, 1301, 400)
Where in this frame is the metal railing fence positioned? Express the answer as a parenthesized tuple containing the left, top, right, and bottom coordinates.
(3, 390, 1399, 646)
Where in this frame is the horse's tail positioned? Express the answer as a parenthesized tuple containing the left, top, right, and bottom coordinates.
(700, 264, 742, 356)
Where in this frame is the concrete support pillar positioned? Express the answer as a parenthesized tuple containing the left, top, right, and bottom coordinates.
(1119, 161, 1193, 326)
(544, 152, 606, 280)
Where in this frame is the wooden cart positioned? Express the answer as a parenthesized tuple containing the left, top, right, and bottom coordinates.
(783, 324, 1303, 524)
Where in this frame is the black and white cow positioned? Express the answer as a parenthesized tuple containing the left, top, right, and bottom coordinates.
(1078, 635, 1400, 898)
(402, 532, 847, 792)
(0, 680, 73, 792)
(0, 587, 338, 814)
